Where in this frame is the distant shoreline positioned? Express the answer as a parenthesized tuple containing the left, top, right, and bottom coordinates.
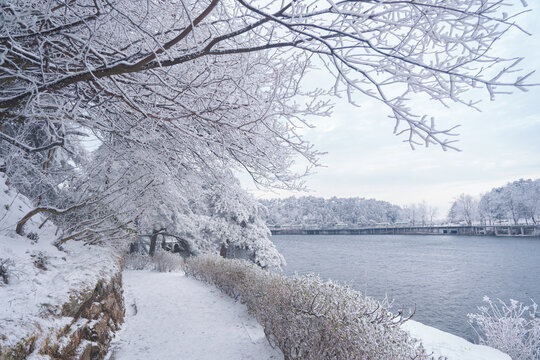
(270, 224, 540, 237)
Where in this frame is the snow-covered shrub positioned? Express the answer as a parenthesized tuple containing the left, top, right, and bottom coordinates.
(186, 255, 432, 360)
(30, 251, 48, 270)
(0, 258, 14, 285)
(124, 252, 184, 273)
(26, 232, 39, 241)
(124, 254, 153, 271)
(468, 297, 540, 360)
(152, 252, 184, 273)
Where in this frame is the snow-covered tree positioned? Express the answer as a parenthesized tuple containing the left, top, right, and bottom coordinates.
(447, 201, 460, 224)
(1, 0, 534, 154)
(261, 196, 407, 227)
(0, 0, 536, 263)
(478, 192, 496, 225)
(417, 201, 428, 226)
(69, 141, 285, 267)
(479, 179, 540, 225)
(404, 204, 417, 226)
(510, 179, 540, 224)
(448, 194, 478, 225)
(428, 206, 438, 226)
(448, 179, 540, 226)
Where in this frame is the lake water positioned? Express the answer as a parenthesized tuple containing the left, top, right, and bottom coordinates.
(270, 234, 540, 341)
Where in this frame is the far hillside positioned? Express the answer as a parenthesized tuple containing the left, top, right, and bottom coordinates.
(261, 178, 540, 229)
(260, 197, 407, 228)
(450, 178, 540, 226)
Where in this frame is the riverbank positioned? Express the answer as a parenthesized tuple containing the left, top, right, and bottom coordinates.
(270, 224, 540, 236)
(108, 270, 510, 360)
(271, 234, 540, 341)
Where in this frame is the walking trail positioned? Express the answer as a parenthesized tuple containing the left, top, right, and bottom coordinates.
(107, 270, 510, 360)
(107, 270, 283, 360)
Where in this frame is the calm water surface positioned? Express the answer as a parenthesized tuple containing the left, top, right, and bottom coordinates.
(271, 234, 540, 341)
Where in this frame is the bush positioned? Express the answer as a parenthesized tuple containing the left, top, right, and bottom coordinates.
(153, 251, 185, 273)
(0, 258, 14, 285)
(124, 253, 153, 271)
(468, 297, 540, 360)
(124, 251, 184, 272)
(31, 251, 48, 270)
(186, 255, 433, 360)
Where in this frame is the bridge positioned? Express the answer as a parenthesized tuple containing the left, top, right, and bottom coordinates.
(269, 224, 540, 237)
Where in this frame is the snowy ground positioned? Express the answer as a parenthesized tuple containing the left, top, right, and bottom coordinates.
(402, 320, 510, 360)
(1, 172, 510, 360)
(108, 270, 510, 360)
(0, 174, 121, 351)
(107, 271, 282, 360)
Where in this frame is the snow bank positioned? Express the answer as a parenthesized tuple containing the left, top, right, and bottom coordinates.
(402, 320, 511, 360)
(0, 174, 121, 354)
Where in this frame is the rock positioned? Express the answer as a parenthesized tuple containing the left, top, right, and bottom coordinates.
(40, 273, 125, 360)
(89, 303, 102, 319)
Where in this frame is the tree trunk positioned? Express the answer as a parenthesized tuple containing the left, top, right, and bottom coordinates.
(149, 230, 160, 257)
(129, 242, 138, 254)
(161, 234, 167, 251)
(219, 243, 227, 257)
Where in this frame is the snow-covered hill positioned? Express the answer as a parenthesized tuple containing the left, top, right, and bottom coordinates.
(0, 174, 122, 357)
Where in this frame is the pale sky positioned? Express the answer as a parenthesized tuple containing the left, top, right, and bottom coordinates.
(242, 4, 540, 217)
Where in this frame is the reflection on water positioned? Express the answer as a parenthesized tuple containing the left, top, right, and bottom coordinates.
(271, 234, 540, 341)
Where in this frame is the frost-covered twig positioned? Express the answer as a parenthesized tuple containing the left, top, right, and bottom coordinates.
(468, 296, 540, 360)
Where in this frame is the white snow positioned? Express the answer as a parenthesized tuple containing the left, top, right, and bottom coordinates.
(0, 174, 121, 350)
(1, 173, 511, 360)
(402, 320, 511, 360)
(109, 270, 511, 360)
(107, 270, 282, 360)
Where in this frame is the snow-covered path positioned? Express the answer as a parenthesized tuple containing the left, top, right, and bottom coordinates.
(107, 271, 283, 360)
(107, 270, 512, 360)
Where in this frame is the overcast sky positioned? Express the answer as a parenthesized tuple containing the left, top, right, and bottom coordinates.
(242, 3, 540, 217)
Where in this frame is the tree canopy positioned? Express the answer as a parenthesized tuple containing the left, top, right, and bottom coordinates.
(0, 0, 535, 267)
(448, 179, 540, 225)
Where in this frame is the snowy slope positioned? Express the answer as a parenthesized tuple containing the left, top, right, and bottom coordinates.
(402, 319, 511, 360)
(108, 271, 282, 360)
(0, 174, 121, 351)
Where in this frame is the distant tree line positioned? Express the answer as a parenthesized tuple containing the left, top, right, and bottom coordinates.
(260, 197, 436, 227)
(0, 0, 534, 269)
(261, 178, 540, 229)
(448, 179, 540, 225)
